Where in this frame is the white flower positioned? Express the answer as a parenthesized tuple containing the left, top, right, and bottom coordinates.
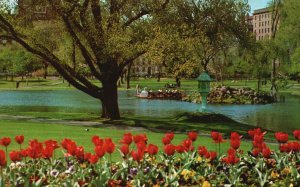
(50, 169, 59, 178)
(9, 163, 16, 170)
(15, 162, 25, 168)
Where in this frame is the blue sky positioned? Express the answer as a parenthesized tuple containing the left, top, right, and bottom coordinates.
(248, 0, 270, 12)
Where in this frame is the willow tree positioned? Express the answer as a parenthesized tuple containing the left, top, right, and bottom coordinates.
(0, 0, 169, 120)
(153, 0, 251, 73)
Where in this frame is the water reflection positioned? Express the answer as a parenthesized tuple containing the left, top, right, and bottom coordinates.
(0, 90, 299, 132)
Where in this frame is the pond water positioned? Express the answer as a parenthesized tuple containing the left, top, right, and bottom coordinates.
(0, 90, 299, 132)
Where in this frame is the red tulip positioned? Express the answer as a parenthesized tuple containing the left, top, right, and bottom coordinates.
(15, 135, 24, 145)
(280, 144, 291, 153)
(147, 144, 158, 155)
(230, 132, 242, 140)
(182, 138, 192, 150)
(120, 133, 132, 145)
(84, 152, 91, 161)
(75, 146, 84, 159)
(289, 142, 300, 152)
(253, 134, 264, 144)
(248, 128, 265, 138)
(20, 149, 28, 158)
(262, 147, 271, 158)
(275, 132, 289, 143)
(198, 146, 208, 156)
(9, 151, 21, 162)
(222, 148, 239, 164)
(61, 139, 74, 150)
(164, 144, 176, 156)
(162, 136, 171, 145)
(92, 136, 103, 146)
(0, 137, 11, 147)
(223, 154, 239, 165)
(44, 140, 59, 150)
(176, 145, 186, 153)
(136, 142, 147, 152)
(188, 131, 198, 141)
(0, 150, 6, 167)
(66, 142, 77, 156)
(131, 150, 144, 162)
(209, 151, 217, 160)
(293, 130, 300, 140)
(133, 134, 147, 144)
(230, 139, 241, 150)
(27, 139, 43, 159)
(165, 132, 175, 141)
(89, 154, 99, 164)
(252, 148, 260, 157)
(120, 144, 129, 156)
(104, 138, 115, 154)
(42, 147, 54, 159)
(211, 132, 223, 143)
(94, 146, 105, 158)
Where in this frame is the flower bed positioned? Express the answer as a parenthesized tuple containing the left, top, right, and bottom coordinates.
(0, 129, 299, 186)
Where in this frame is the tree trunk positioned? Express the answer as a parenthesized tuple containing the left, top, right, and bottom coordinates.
(43, 63, 48, 79)
(175, 77, 181, 87)
(121, 73, 125, 84)
(271, 59, 277, 100)
(101, 83, 120, 120)
(126, 63, 132, 89)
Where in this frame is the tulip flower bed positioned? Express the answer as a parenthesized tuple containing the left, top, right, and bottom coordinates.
(0, 129, 299, 186)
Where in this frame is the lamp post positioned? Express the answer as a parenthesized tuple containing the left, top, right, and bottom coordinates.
(197, 72, 212, 112)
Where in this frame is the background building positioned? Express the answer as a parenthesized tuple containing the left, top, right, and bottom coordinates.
(131, 57, 165, 77)
(17, 0, 58, 21)
(252, 8, 273, 41)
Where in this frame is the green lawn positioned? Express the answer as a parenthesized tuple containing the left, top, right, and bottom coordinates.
(0, 77, 298, 157)
(1, 77, 298, 93)
(0, 119, 274, 161)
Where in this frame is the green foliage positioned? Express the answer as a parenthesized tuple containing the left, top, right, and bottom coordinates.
(276, 0, 300, 77)
(148, 0, 251, 79)
(0, 44, 42, 76)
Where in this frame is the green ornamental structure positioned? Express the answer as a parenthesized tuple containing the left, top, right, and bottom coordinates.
(197, 72, 212, 112)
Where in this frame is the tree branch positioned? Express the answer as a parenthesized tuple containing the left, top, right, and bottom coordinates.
(62, 14, 102, 80)
(123, 0, 170, 28)
(118, 50, 146, 77)
(0, 14, 102, 99)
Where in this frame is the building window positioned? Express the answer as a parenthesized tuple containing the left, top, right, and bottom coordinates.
(34, 6, 47, 14)
(262, 22, 264, 26)
(255, 23, 256, 27)
(268, 28, 270, 33)
(262, 29, 264, 33)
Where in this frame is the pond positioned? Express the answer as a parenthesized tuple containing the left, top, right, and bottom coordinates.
(0, 90, 299, 132)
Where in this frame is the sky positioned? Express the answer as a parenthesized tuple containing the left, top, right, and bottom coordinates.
(248, 0, 270, 12)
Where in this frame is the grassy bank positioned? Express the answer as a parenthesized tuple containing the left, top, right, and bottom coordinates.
(1, 77, 299, 93)
(0, 119, 276, 161)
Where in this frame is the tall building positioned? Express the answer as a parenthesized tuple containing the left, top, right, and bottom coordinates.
(131, 57, 165, 77)
(252, 8, 273, 41)
(17, 0, 58, 21)
(246, 15, 253, 33)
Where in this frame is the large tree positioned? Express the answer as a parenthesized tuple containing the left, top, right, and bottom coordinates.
(0, 0, 169, 120)
(276, 0, 300, 80)
(149, 0, 251, 82)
